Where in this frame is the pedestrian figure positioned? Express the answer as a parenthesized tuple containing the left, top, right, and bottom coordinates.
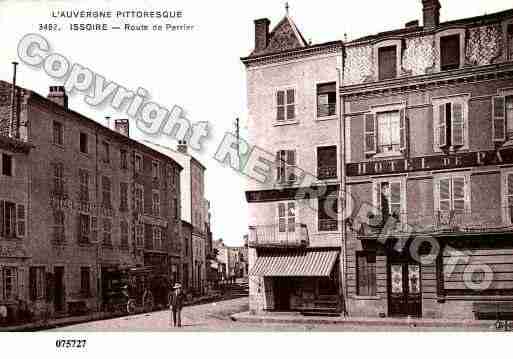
(169, 283, 185, 328)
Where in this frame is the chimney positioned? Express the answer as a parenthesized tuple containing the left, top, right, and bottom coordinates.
(47, 85, 68, 108)
(115, 119, 129, 137)
(177, 140, 187, 154)
(254, 18, 270, 53)
(422, 0, 441, 30)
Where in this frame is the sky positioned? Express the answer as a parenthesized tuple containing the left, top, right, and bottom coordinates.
(0, 0, 511, 246)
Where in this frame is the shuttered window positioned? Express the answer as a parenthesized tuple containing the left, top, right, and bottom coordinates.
(377, 181, 403, 220)
(435, 101, 466, 149)
(276, 89, 295, 122)
(357, 252, 377, 297)
(493, 96, 506, 142)
(364, 114, 377, 155)
(276, 150, 296, 183)
(16, 204, 25, 238)
(278, 202, 296, 233)
(440, 34, 460, 71)
(436, 176, 468, 213)
(378, 46, 397, 81)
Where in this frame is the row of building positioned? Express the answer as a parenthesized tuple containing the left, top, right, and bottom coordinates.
(0, 81, 213, 323)
(243, 1, 513, 319)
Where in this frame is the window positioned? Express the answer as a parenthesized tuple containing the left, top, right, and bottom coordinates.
(364, 110, 406, 156)
(153, 226, 162, 250)
(508, 24, 513, 61)
(102, 218, 112, 246)
(120, 149, 128, 170)
(91, 216, 98, 243)
(276, 150, 296, 183)
(135, 223, 144, 247)
(102, 176, 111, 208)
(53, 121, 63, 146)
(80, 267, 90, 297)
(2, 267, 18, 300)
(135, 153, 143, 172)
(78, 214, 90, 244)
(436, 176, 468, 214)
(378, 45, 397, 80)
(2, 153, 12, 176)
(79, 169, 89, 202)
(435, 102, 465, 149)
(152, 191, 160, 217)
(52, 162, 65, 196)
(120, 182, 128, 212)
(152, 161, 160, 179)
(318, 196, 338, 232)
(79, 132, 88, 154)
(135, 184, 143, 213)
(440, 35, 460, 71)
(493, 96, 513, 142)
(277, 202, 296, 233)
(1, 201, 16, 238)
(29, 267, 45, 301)
(356, 252, 377, 296)
(317, 83, 336, 117)
(317, 146, 337, 180)
(276, 89, 295, 122)
(120, 221, 129, 248)
(16, 204, 25, 238)
(53, 210, 65, 242)
(101, 141, 110, 163)
(375, 180, 403, 220)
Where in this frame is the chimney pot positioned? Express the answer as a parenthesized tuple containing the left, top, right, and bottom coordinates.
(177, 140, 188, 154)
(422, 0, 441, 30)
(114, 119, 129, 137)
(47, 85, 68, 108)
(254, 18, 270, 53)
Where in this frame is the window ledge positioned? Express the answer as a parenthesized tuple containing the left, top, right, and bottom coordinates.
(351, 295, 382, 300)
(372, 152, 404, 159)
(273, 120, 299, 127)
(316, 115, 337, 121)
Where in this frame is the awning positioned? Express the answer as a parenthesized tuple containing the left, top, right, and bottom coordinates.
(249, 249, 339, 277)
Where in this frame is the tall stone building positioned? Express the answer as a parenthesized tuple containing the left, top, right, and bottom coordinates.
(0, 82, 182, 322)
(243, 1, 513, 319)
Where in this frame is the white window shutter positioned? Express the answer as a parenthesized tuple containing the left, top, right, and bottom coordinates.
(287, 150, 296, 182)
(286, 89, 295, 120)
(451, 102, 465, 147)
(16, 204, 26, 238)
(438, 104, 447, 148)
(399, 109, 407, 152)
(390, 182, 402, 218)
(452, 177, 466, 213)
(492, 96, 506, 142)
(276, 91, 285, 122)
(439, 178, 451, 212)
(364, 114, 377, 155)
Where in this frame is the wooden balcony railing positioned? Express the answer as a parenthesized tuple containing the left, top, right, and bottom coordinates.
(248, 223, 309, 248)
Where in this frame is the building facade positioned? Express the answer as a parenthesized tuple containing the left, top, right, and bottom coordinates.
(244, 1, 513, 319)
(0, 82, 182, 322)
(242, 14, 345, 315)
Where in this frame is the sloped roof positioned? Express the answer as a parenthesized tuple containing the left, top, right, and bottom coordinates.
(251, 15, 308, 56)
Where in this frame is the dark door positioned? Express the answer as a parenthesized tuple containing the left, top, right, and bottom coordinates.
(388, 261, 421, 317)
(54, 266, 65, 312)
(274, 278, 291, 311)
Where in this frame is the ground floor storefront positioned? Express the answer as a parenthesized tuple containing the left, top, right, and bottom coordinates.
(346, 231, 513, 320)
(249, 248, 342, 315)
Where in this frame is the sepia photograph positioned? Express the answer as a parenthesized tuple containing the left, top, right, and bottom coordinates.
(0, 0, 512, 357)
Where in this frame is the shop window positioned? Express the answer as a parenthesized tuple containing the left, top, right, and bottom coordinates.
(277, 202, 296, 233)
(440, 34, 460, 71)
(317, 83, 336, 117)
(357, 252, 376, 297)
(53, 121, 63, 146)
(2, 153, 13, 176)
(79, 132, 88, 154)
(318, 276, 338, 296)
(276, 150, 296, 183)
(378, 45, 397, 80)
(276, 89, 295, 122)
(80, 267, 91, 298)
(435, 101, 465, 150)
(29, 267, 45, 301)
(317, 146, 337, 180)
(318, 196, 338, 232)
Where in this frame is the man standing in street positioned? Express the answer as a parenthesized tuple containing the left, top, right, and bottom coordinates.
(169, 283, 185, 328)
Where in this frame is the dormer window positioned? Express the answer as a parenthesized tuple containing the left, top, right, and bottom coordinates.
(378, 46, 397, 81)
(440, 34, 461, 71)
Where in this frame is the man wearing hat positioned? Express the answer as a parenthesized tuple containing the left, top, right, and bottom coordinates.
(169, 283, 185, 328)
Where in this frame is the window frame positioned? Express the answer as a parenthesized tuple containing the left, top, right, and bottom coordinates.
(29, 266, 45, 301)
(152, 190, 161, 217)
(276, 149, 297, 184)
(317, 195, 339, 232)
(372, 176, 407, 223)
(134, 184, 144, 213)
(316, 145, 338, 180)
(432, 95, 470, 152)
(120, 149, 128, 170)
(79, 169, 89, 203)
(53, 209, 65, 243)
(373, 39, 402, 82)
(120, 182, 129, 212)
(274, 87, 296, 124)
(52, 120, 64, 146)
(435, 28, 466, 72)
(276, 201, 296, 233)
(80, 267, 91, 298)
(79, 132, 88, 154)
(152, 160, 160, 180)
(1, 153, 13, 177)
(135, 153, 143, 173)
(316, 82, 337, 119)
(433, 172, 471, 215)
(101, 176, 112, 209)
(101, 140, 110, 164)
(364, 102, 407, 158)
(501, 169, 513, 225)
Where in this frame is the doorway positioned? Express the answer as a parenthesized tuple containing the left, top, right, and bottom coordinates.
(273, 278, 292, 311)
(54, 266, 65, 312)
(388, 260, 421, 318)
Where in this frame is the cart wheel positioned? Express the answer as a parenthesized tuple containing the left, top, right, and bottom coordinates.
(126, 299, 136, 315)
(143, 291, 154, 312)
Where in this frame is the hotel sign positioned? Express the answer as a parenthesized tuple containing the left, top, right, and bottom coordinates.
(347, 148, 513, 177)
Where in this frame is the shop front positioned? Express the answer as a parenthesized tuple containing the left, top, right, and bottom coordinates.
(250, 248, 342, 315)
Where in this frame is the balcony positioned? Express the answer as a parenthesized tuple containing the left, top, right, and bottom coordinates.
(317, 103, 336, 118)
(355, 209, 512, 240)
(248, 223, 309, 248)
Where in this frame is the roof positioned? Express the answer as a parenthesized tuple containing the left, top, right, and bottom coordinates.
(143, 140, 206, 171)
(349, 8, 513, 45)
(0, 81, 183, 170)
(249, 248, 339, 277)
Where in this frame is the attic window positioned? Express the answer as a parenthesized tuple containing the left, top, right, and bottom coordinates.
(378, 46, 397, 81)
(440, 35, 460, 71)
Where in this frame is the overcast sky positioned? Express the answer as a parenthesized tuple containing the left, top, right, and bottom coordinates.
(0, 0, 511, 246)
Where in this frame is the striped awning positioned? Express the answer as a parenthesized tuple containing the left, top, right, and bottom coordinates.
(249, 249, 339, 277)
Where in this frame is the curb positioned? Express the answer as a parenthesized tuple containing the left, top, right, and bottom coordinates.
(230, 312, 496, 329)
